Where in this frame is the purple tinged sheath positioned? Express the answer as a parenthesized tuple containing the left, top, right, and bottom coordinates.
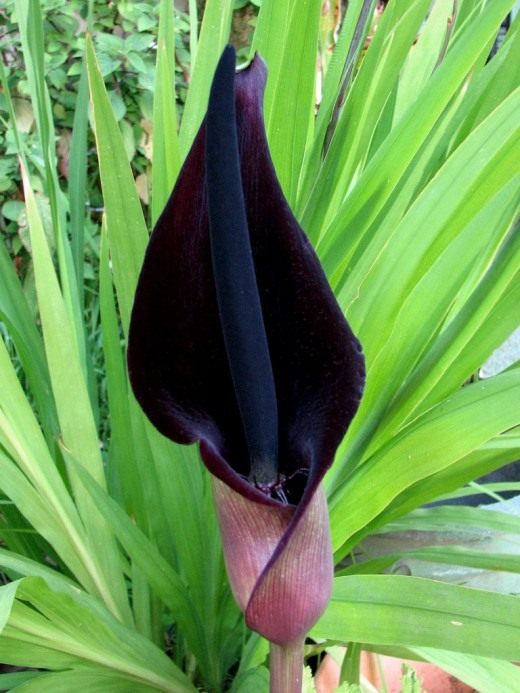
(127, 46, 365, 645)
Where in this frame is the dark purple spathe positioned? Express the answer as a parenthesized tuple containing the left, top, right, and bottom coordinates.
(127, 47, 365, 508)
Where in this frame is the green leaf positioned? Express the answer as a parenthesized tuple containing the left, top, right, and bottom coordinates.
(330, 370, 520, 555)
(19, 166, 101, 483)
(342, 156, 519, 466)
(366, 438, 520, 527)
(0, 240, 57, 441)
(152, 0, 181, 224)
(179, 0, 234, 156)
(0, 580, 20, 633)
(14, 0, 85, 377)
(188, 0, 199, 63)
(301, 0, 433, 237)
(68, 458, 213, 678)
(317, 0, 517, 276)
(0, 671, 40, 688)
(410, 648, 520, 693)
(388, 231, 520, 432)
(339, 545, 520, 577)
(0, 448, 94, 593)
(3, 577, 196, 692)
(0, 334, 109, 593)
(450, 21, 520, 150)
(297, 0, 378, 218)
(383, 506, 520, 537)
(0, 547, 96, 606)
(11, 670, 158, 692)
(68, 62, 89, 297)
(313, 575, 520, 661)
(86, 36, 149, 334)
(231, 665, 269, 693)
(393, 0, 455, 123)
(254, 0, 323, 204)
(20, 164, 131, 624)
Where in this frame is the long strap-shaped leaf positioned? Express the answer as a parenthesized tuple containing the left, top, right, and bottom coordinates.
(178, 0, 234, 157)
(312, 575, 520, 661)
(20, 164, 131, 625)
(329, 369, 520, 554)
(0, 577, 196, 692)
(317, 0, 517, 276)
(254, 0, 323, 205)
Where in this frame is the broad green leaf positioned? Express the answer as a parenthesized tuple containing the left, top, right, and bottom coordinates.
(4, 577, 196, 692)
(0, 448, 110, 605)
(254, 0, 323, 204)
(448, 18, 520, 151)
(179, 0, 234, 155)
(313, 575, 520, 661)
(366, 439, 520, 527)
(451, 0, 482, 33)
(126, 402, 175, 555)
(332, 90, 519, 466)
(21, 155, 103, 491)
(99, 230, 174, 625)
(329, 370, 520, 554)
(0, 241, 57, 440)
(339, 545, 520, 577)
(0, 334, 107, 592)
(231, 666, 269, 693)
(0, 547, 101, 610)
(0, 60, 58, 447)
(188, 0, 199, 63)
(393, 0, 455, 123)
(86, 37, 149, 334)
(98, 227, 135, 506)
(152, 0, 180, 224)
(378, 228, 520, 439)
(20, 164, 131, 624)
(382, 506, 520, 537)
(0, 332, 73, 509)
(0, 580, 20, 633)
(69, 460, 190, 613)
(317, 0, 516, 276)
(251, 0, 293, 93)
(0, 671, 40, 688)
(338, 642, 361, 686)
(340, 88, 519, 339)
(12, 670, 157, 692)
(297, 0, 378, 218)
(68, 62, 89, 298)
(0, 633, 86, 670)
(14, 0, 85, 374)
(139, 426, 241, 686)
(0, 502, 48, 564)
(0, 545, 168, 659)
(69, 458, 212, 677)
(411, 648, 520, 693)
(130, 563, 158, 645)
(301, 0, 433, 237)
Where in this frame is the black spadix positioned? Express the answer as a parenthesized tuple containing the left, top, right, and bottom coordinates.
(127, 46, 365, 508)
(205, 46, 279, 492)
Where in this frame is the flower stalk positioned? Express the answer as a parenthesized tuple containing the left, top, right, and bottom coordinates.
(269, 638, 305, 693)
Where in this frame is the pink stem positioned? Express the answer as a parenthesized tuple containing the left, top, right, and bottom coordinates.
(269, 638, 305, 693)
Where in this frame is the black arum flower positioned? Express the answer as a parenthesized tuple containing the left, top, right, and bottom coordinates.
(128, 45, 365, 690)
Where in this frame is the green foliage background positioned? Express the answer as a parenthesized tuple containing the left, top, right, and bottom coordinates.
(0, 0, 519, 691)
